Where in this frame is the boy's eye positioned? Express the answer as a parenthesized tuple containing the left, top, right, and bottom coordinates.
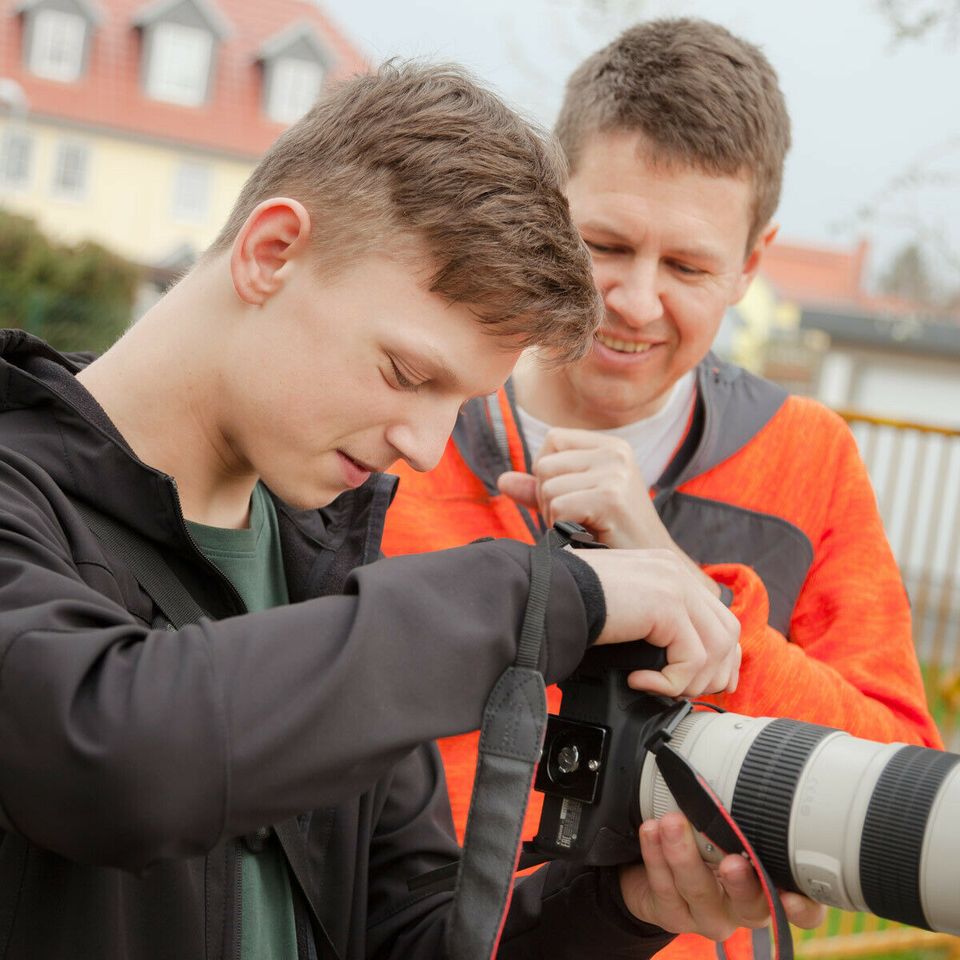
(389, 357, 421, 391)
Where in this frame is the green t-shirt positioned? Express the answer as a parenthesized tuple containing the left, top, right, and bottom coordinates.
(186, 482, 297, 960)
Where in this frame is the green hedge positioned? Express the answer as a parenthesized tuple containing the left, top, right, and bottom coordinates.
(0, 209, 140, 353)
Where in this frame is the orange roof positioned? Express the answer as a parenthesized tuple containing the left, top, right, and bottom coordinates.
(760, 237, 954, 319)
(2, 0, 368, 159)
(760, 238, 869, 307)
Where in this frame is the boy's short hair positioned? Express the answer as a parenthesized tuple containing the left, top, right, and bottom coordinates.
(211, 62, 601, 363)
(555, 18, 791, 247)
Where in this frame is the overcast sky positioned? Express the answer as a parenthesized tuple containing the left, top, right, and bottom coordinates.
(321, 0, 960, 290)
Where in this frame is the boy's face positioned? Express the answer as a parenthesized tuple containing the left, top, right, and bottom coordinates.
(553, 131, 765, 428)
(222, 254, 522, 509)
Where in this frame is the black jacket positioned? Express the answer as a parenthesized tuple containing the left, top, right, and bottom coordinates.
(0, 330, 672, 959)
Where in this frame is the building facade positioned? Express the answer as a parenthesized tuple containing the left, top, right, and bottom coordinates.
(0, 0, 366, 271)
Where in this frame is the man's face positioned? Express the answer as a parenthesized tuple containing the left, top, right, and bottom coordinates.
(555, 131, 764, 428)
(221, 254, 522, 509)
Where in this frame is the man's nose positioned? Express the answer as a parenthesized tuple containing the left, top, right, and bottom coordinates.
(602, 258, 664, 327)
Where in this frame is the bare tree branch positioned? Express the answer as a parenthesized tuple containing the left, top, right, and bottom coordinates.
(875, 0, 960, 47)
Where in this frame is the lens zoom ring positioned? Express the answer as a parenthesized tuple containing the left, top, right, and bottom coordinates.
(731, 719, 833, 890)
(860, 746, 960, 929)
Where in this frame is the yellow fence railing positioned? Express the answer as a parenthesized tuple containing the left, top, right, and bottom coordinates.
(792, 410, 960, 959)
(839, 410, 960, 751)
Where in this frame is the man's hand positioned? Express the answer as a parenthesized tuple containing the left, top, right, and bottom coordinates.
(499, 429, 657, 549)
(498, 428, 720, 596)
(575, 548, 740, 698)
(620, 812, 826, 940)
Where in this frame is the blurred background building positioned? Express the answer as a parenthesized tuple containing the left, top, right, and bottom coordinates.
(0, 0, 365, 293)
(719, 237, 960, 428)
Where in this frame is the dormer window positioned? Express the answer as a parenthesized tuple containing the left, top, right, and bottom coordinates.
(31, 9, 85, 80)
(258, 22, 334, 126)
(133, 0, 231, 108)
(17, 0, 100, 83)
(147, 22, 212, 106)
(268, 57, 323, 125)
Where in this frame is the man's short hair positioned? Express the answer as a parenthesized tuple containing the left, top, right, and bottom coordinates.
(211, 61, 600, 362)
(555, 18, 791, 247)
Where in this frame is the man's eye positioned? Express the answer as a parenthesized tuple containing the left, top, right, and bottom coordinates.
(584, 240, 622, 255)
(670, 260, 705, 276)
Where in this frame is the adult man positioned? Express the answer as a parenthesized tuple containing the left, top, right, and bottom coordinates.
(381, 21, 943, 960)
(0, 62, 823, 959)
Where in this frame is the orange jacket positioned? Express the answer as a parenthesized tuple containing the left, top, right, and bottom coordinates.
(382, 357, 942, 960)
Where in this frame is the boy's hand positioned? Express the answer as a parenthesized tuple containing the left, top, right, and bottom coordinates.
(575, 548, 740, 698)
(621, 812, 826, 940)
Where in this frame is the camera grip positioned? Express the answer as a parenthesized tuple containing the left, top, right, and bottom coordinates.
(577, 638, 667, 674)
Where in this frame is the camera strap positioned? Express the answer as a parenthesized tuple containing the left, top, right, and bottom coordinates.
(649, 737, 794, 960)
(438, 528, 558, 960)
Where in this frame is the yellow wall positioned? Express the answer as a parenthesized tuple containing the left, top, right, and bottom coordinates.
(0, 116, 254, 265)
(733, 274, 802, 370)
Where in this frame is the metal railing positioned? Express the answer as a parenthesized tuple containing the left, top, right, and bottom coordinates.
(795, 409, 960, 958)
(840, 410, 960, 751)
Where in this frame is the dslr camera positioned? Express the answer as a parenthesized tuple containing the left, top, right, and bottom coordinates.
(529, 638, 960, 935)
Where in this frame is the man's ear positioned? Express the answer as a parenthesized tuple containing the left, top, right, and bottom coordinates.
(230, 198, 312, 306)
(732, 222, 779, 303)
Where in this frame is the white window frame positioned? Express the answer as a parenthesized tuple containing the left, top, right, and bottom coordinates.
(171, 160, 211, 222)
(29, 8, 86, 83)
(268, 57, 323, 125)
(51, 140, 89, 200)
(147, 22, 213, 107)
(0, 130, 33, 188)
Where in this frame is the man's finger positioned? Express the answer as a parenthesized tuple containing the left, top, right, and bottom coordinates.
(496, 471, 538, 509)
(534, 448, 606, 481)
(716, 854, 769, 928)
(658, 814, 735, 941)
(540, 426, 620, 456)
(635, 819, 693, 929)
(780, 892, 827, 930)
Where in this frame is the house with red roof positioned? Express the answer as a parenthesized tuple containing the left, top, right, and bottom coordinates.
(0, 0, 366, 271)
(725, 237, 960, 424)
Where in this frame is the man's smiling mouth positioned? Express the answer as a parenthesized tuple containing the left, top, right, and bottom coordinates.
(596, 333, 654, 354)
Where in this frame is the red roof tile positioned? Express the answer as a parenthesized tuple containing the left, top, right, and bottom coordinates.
(761, 237, 955, 319)
(761, 237, 868, 307)
(2, 0, 368, 159)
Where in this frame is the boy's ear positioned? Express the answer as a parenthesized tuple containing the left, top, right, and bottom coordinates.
(732, 221, 779, 303)
(230, 198, 312, 306)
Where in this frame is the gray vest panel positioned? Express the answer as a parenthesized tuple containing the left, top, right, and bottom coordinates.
(656, 491, 813, 637)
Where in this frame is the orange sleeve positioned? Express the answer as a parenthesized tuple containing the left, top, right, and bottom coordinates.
(701, 422, 942, 748)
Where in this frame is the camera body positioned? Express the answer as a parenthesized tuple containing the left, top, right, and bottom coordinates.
(530, 639, 677, 866)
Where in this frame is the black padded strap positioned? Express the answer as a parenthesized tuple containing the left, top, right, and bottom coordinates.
(73, 501, 208, 628)
(442, 532, 554, 959)
(653, 742, 793, 960)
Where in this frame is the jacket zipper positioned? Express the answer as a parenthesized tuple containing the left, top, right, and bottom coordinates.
(233, 840, 243, 960)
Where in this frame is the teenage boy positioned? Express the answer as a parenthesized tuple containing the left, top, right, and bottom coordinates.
(0, 63, 825, 960)
(382, 21, 942, 960)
